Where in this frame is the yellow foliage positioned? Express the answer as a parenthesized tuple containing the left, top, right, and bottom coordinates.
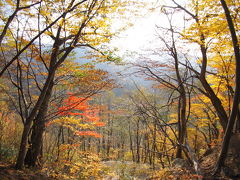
(5, 0, 15, 6)
(47, 151, 109, 180)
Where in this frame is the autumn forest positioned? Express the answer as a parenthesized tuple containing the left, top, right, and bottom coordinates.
(0, 0, 240, 179)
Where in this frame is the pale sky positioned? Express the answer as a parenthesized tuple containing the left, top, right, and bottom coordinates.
(110, 0, 187, 58)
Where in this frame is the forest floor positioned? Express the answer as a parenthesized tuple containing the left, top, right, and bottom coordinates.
(0, 162, 54, 180)
(0, 157, 237, 180)
(0, 161, 154, 180)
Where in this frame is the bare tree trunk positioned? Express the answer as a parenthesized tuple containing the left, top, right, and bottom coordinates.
(106, 102, 112, 157)
(235, 107, 240, 132)
(171, 31, 187, 159)
(24, 80, 53, 167)
(15, 121, 32, 169)
(128, 120, 135, 162)
(199, 77, 228, 130)
(176, 98, 183, 158)
(136, 118, 140, 163)
(214, 0, 240, 174)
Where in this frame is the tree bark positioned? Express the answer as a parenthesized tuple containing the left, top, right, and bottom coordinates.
(15, 121, 32, 169)
(24, 118, 45, 167)
(170, 0, 229, 131)
(24, 79, 53, 167)
(199, 72, 228, 130)
(171, 34, 187, 159)
(128, 120, 135, 162)
(214, 0, 240, 175)
(15, 66, 56, 169)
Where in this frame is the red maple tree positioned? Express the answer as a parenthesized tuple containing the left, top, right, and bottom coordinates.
(55, 93, 105, 138)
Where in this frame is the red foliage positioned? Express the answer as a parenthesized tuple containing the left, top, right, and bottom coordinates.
(58, 94, 88, 116)
(94, 122, 105, 127)
(57, 93, 104, 138)
(75, 131, 102, 138)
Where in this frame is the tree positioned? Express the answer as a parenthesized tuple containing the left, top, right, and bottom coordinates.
(0, 0, 88, 77)
(24, 58, 114, 167)
(50, 93, 104, 139)
(132, 13, 189, 158)
(0, 0, 41, 45)
(167, 0, 229, 131)
(12, 0, 121, 169)
(214, 0, 240, 174)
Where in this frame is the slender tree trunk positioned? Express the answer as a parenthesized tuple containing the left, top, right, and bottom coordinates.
(15, 121, 32, 169)
(102, 134, 106, 155)
(106, 105, 112, 157)
(128, 120, 135, 162)
(199, 77, 228, 130)
(171, 38, 187, 159)
(143, 134, 148, 163)
(198, 16, 228, 131)
(176, 98, 183, 158)
(214, 0, 240, 174)
(152, 121, 157, 169)
(136, 119, 140, 163)
(56, 126, 63, 161)
(87, 138, 91, 151)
